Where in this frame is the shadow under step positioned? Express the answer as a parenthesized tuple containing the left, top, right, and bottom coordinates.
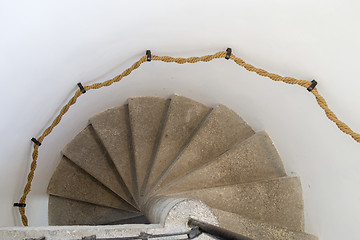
(90, 105, 136, 202)
(128, 96, 169, 197)
(144, 94, 212, 195)
(149, 104, 255, 196)
(103, 215, 150, 225)
(62, 125, 136, 207)
(48, 196, 143, 226)
(158, 131, 286, 195)
(47, 157, 138, 212)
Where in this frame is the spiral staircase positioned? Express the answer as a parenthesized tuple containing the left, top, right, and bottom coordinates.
(45, 94, 318, 239)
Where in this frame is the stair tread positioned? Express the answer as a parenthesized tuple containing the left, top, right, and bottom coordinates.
(213, 209, 318, 240)
(90, 105, 135, 200)
(48, 195, 142, 226)
(47, 157, 137, 212)
(159, 131, 286, 195)
(145, 94, 211, 194)
(166, 177, 304, 232)
(128, 97, 169, 194)
(151, 104, 255, 194)
(105, 215, 150, 225)
(62, 125, 134, 206)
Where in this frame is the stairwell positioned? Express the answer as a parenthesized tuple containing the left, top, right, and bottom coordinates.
(2, 94, 318, 239)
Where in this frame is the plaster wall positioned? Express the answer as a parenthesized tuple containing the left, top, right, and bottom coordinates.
(1, 1, 360, 239)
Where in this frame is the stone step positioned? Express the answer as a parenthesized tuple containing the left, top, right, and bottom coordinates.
(166, 177, 304, 232)
(105, 215, 150, 225)
(90, 105, 136, 201)
(47, 157, 137, 212)
(213, 209, 318, 240)
(158, 131, 286, 195)
(128, 97, 169, 196)
(62, 125, 135, 206)
(144, 94, 211, 195)
(48, 196, 142, 226)
(149, 104, 255, 195)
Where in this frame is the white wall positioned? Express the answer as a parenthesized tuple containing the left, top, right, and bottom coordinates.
(1, 1, 360, 239)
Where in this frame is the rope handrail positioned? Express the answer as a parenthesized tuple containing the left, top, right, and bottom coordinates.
(16, 49, 360, 226)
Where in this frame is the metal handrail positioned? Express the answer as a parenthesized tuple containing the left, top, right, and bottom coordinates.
(187, 218, 253, 240)
(25, 219, 252, 240)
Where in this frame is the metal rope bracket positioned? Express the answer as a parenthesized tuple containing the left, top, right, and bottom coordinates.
(77, 82, 86, 94)
(307, 80, 318, 92)
(13, 203, 26, 207)
(146, 50, 151, 62)
(31, 138, 41, 146)
(225, 48, 232, 60)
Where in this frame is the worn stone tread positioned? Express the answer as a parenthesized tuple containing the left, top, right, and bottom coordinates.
(213, 209, 318, 240)
(48, 196, 142, 226)
(62, 125, 134, 206)
(144, 94, 211, 195)
(150, 104, 255, 195)
(166, 177, 304, 232)
(128, 96, 169, 195)
(90, 105, 135, 200)
(105, 215, 150, 225)
(158, 131, 286, 195)
(47, 157, 137, 212)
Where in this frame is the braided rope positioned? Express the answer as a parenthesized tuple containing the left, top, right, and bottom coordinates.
(17, 50, 360, 226)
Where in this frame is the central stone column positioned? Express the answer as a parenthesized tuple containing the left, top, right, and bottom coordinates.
(144, 196, 218, 232)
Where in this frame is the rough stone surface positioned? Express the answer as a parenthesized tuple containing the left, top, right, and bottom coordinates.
(62, 125, 134, 205)
(144, 196, 218, 240)
(151, 104, 255, 194)
(47, 157, 137, 211)
(213, 209, 318, 240)
(48, 196, 142, 226)
(90, 105, 136, 200)
(145, 94, 211, 195)
(36, 94, 317, 240)
(166, 177, 304, 232)
(0, 224, 212, 240)
(159, 131, 286, 195)
(128, 97, 169, 194)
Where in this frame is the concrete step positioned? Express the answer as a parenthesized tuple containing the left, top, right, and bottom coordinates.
(144, 94, 211, 195)
(166, 177, 304, 232)
(47, 157, 137, 212)
(48, 196, 142, 226)
(213, 209, 318, 240)
(158, 131, 286, 195)
(150, 104, 255, 195)
(62, 125, 135, 206)
(106, 215, 150, 225)
(90, 105, 136, 201)
(128, 97, 169, 195)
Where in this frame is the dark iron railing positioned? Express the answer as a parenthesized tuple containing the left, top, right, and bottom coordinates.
(187, 218, 253, 240)
(25, 219, 253, 240)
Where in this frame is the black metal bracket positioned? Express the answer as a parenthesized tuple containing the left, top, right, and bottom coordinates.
(31, 138, 41, 146)
(225, 48, 232, 60)
(77, 82, 86, 94)
(146, 50, 151, 62)
(79, 228, 202, 240)
(187, 227, 202, 239)
(13, 203, 26, 207)
(307, 80, 317, 92)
